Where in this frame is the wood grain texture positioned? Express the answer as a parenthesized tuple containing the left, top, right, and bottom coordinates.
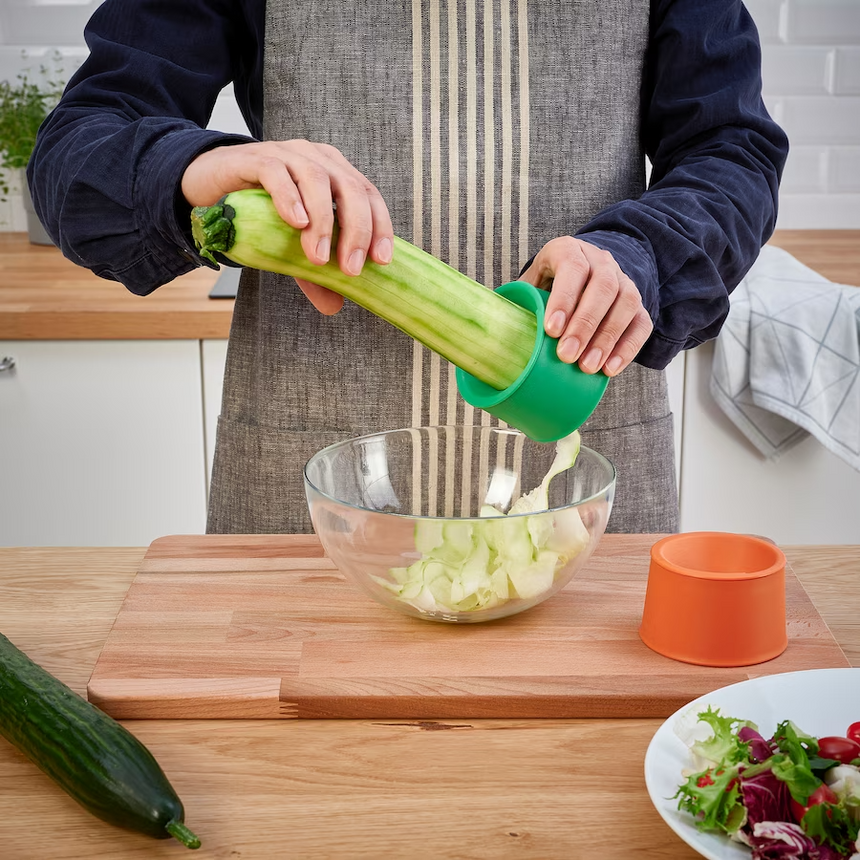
(0, 547, 144, 693)
(783, 544, 860, 667)
(768, 230, 860, 286)
(0, 230, 856, 342)
(0, 544, 857, 859)
(0, 233, 225, 340)
(85, 534, 850, 720)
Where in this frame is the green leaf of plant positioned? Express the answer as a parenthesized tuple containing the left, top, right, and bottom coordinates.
(673, 765, 745, 834)
(0, 54, 66, 178)
(801, 802, 860, 856)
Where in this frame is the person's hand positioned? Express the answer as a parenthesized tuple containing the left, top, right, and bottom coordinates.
(182, 140, 394, 315)
(519, 237, 653, 377)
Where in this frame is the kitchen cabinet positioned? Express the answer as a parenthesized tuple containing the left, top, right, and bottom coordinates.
(664, 352, 685, 489)
(202, 338, 229, 486)
(0, 340, 208, 546)
(679, 340, 860, 544)
(5, 336, 847, 547)
(674, 230, 860, 544)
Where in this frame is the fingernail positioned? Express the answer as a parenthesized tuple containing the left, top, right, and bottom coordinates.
(581, 347, 603, 372)
(347, 248, 365, 275)
(558, 336, 580, 363)
(316, 236, 330, 263)
(375, 237, 392, 264)
(605, 355, 623, 376)
(547, 310, 566, 337)
(293, 202, 309, 225)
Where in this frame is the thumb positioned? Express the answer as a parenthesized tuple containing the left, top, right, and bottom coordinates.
(294, 278, 345, 315)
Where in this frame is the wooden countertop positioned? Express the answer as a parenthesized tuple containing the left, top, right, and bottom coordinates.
(0, 544, 856, 859)
(0, 234, 226, 340)
(0, 230, 857, 341)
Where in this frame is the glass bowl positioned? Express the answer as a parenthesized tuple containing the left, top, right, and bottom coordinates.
(303, 426, 616, 623)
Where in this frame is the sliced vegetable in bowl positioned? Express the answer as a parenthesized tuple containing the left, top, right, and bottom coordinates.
(377, 432, 590, 614)
(304, 425, 615, 623)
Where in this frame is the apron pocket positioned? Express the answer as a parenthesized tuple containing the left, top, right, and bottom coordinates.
(209, 411, 679, 536)
(208, 418, 376, 535)
(581, 411, 678, 535)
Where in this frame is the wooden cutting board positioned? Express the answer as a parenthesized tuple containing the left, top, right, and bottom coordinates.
(87, 534, 850, 720)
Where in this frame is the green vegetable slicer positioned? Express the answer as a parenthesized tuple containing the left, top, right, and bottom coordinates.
(455, 280, 609, 442)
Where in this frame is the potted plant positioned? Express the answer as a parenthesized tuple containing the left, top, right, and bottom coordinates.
(0, 57, 65, 245)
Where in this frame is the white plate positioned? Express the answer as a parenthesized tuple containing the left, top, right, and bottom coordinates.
(644, 668, 860, 860)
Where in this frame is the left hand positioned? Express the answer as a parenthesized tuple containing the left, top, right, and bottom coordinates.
(519, 237, 654, 377)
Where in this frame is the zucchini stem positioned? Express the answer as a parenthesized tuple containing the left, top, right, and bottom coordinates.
(166, 820, 201, 849)
(191, 190, 537, 391)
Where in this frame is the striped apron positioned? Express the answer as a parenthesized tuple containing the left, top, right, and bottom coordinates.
(207, 0, 679, 535)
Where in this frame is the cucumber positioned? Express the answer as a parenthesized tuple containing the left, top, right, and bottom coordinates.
(190, 188, 538, 391)
(0, 631, 200, 848)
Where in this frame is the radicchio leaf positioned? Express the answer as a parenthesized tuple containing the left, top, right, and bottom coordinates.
(749, 821, 818, 859)
(742, 770, 795, 832)
(740, 726, 777, 763)
(749, 820, 853, 860)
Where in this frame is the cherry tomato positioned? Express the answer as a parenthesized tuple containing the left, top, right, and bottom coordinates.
(818, 735, 860, 764)
(790, 783, 839, 823)
(847, 722, 860, 745)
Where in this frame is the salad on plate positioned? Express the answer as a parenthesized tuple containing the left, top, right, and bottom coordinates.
(673, 708, 860, 859)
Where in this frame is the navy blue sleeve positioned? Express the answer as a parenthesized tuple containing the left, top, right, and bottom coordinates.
(571, 0, 789, 370)
(27, 0, 264, 296)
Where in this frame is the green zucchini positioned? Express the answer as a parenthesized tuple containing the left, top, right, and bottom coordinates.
(0, 632, 200, 848)
(190, 188, 537, 391)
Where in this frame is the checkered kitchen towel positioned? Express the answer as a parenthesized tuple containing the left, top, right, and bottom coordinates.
(710, 245, 860, 471)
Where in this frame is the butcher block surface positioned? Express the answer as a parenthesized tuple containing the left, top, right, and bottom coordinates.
(87, 534, 850, 720)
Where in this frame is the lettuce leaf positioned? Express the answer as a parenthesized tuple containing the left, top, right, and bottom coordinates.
(691, 708, 757, 770)
(801, 802, 860, 857)
(674, 763, 746, 834)
(771, 721, 828, 805)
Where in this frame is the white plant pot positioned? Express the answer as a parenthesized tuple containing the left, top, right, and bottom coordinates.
(22, 176, 54, 246)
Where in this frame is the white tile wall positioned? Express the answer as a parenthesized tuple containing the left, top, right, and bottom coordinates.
(784, 0, 860, 45)
(746, 0, 786, 43)
(747, 0, 860, 227)
(0, 0, 858, 230)
(778, 144, 827, 192)
(780, 96, 860, 144)
(0, 0, 100, 47)
(760, 46, 833, 95)
(835, 48, 860, 94)
(831, 145, 860, 191)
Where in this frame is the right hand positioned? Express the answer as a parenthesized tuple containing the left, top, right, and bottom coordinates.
(181, 140, 394, 314)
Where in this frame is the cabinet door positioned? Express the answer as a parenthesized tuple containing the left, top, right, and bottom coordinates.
(202, 339, 229, 488)
(0, 340, 207, 546)
(679, 341, 860, 544)
(665, 352, 685, 490)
